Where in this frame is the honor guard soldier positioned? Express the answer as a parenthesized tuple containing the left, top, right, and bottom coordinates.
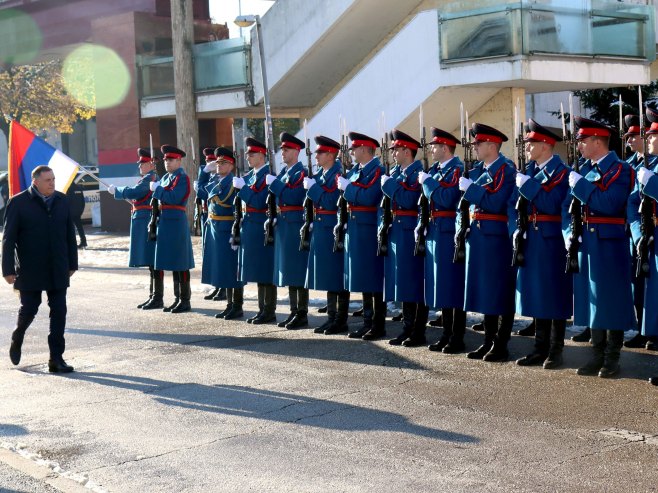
(459, 123, 516, 362)
(233, 138, 277, 324)
(417, 128, 467, 353)
(338, 132, 386, 340)
(267, 132, 311, 329)
(305, 136, 350, 335)
(201, 147, 245, 320)
(512, 120, 572, 369)
(628, 102, 658, 368)
(198, 147, 224, 301)
(381, 129, 428, 346)
(107, 149, 163, 309)
(150, 145, 196, 313)
(623, 115, 651, 349)
(568, 117, 635, 378)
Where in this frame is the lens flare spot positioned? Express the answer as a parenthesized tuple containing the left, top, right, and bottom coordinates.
(0, 9, 42, 64)
(62, 44, 131, 110)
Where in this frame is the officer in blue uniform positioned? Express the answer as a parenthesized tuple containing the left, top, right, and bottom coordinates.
(338, 132, 386, 340)
(381, 129, 428, 346)
(197, 147, 224, 302)
(108, 148, 162, 309)
(304, 135, 350, 335)
(202, 147, 245, 320)
(628, 104, 658, 382)
(267, 132, 310, 329)
(622, 115, 651, 350)
(417, 128, 466, 353)
(233, 137, 277, 324)
(150, 145, 195, 313)
(568, 117, 635, 378)
(459, 123, 516, 362)
(512, 120, 572, 369)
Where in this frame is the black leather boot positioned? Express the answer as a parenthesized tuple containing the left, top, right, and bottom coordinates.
(286, 288, 309, 329)
(163, 272, 180, 312)
(327, 290, 350, 335)
(468, 314, 497, 359)
(9, 315, 34, 365)
(483, 313, 513, 362)
(390, 302, 416, 346)
(443, 309, 466, 354)
(516, 319, 536, 337)
(543, 319, 566, 369)
(142, 269, 164, 310)
(403, 304, 429, 347)
(624, 331, 648, 349)
(212, 288, 227, 301)
(517, 318, 550, 366)
(571, 326, 591, 342)
(363, 292, 386, 340)
(253, 284, 277, 324)
(350, 293, 373, 338)
(599, 330, 623, 378)
(315, 292, 337, 333)
(248, 284, 265, 323)
(171, 271, 191, 313)
(204, 287, 220, 300)
(577, 328, 606, 375)
(429, 307, 453, 352)
(138, 268, 155, 308)
(223, 287, 244, 320)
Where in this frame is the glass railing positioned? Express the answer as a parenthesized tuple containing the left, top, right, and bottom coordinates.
(439, 0, 655, 63)
(138, 37, 250, 98)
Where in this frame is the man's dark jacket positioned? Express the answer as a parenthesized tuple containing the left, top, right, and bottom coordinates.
(2, 187, 78, 291)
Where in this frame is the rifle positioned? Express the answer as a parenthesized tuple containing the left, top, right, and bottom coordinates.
(619, 94, 627, 161)
(147, 133, 160, 241)
(263, 129, 277, 247)
(454, 104, 473, 263)
(565, 94, 582, 274)
(511, 99, 528, 266)
(299, 121, 313, 251)
(636, 86, 653, 278)
(414, 105, 429, 257)
(333, 124, 349, 253)
(377, 131, 392, 257)
(192, 138, 202, 236)
(231, 125, 243, 246)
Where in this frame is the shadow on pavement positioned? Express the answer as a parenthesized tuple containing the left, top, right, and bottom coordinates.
(0, 423, 28, 437)
(66, 373, 479, 444)
(67, 327, 427, 369)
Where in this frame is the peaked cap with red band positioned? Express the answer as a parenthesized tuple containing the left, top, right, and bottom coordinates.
(279, 132, 305, 151)
(203, 147, 217, 160)
(645, 100, 658, 135)
(245, 137, 267, 155)
(137, 147, 154, 163)
(161, 144, 186, 159)
(523, 118, 561, 146)
(470, 123, 508, 144)
(575, 117, 612, 140)
(389, 129, 420, 151)
(348, 132, 379, 150)
(429, 127, 459, 147)
(214, 146, 236, 164)
(314, 135, 340, 154)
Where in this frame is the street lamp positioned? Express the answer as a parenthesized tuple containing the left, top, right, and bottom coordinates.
(234, 14, 275, 169)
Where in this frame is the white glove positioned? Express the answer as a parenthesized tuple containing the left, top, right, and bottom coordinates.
(233, 177, 245, 189)
(458, 177, 473, 192)
(149, 181, 160, 192)
(515, 173, 530, 188)
(568, 171, 582, 188)
(193, 180, 199, 192)
(303, 177, 316, 189)
(229, 237, 239, 251)
(381, 175, 390, 186)
(565, 235, 582, 250)
(414, 224, 427, 242)
(337, 176, 350, 191)
(263, 218, 277, 231)
(418, 172, 430, 184)
(203, 162, 215, 173)
(107, 184, 116, 195)
(309, 222, 314, 232)
(266, 175, 276, 185)
(638, 167, 655, 186)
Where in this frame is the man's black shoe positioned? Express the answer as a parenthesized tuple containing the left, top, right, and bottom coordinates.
(137, 297, 152, 309)
(429, 315, 443, 327)
(392, 314, 403, 322)
(576, 359, 603, 376)
(471, 323, 484, 332)
(142, 298, 164, 310)
(277, 312, 296, 328)
(317, 305, 328, 314)
(351, 307, 364, 317)
(389, 333, 410, 346)
(247, 312, 262, 324)
(516, 321, 535, 337)
(598, 363, 620, 379)
(623, 333, 647, 348)
(516, 353, 546, 366)
(223, 307, 244, 320)
(348, 326, 370, 339)
(571, 327, 591, 343)
(361, 329, 386, 341)
(543, 353, 563, 369)
(286, 313, 308, 330)
(171, 301, 191, 313)
(483, 346, 509, 362)
(9, 336, 23, 366)
(163, 299, 180, 312)
(77, 243, 87, 250)
(428, 335, 450, 352)
(324, 323, 348, 335)
(251, 314, 277, 325)
(646, 340, 658, 351)
(442, 340, 466, 354)
(48, 360, 74, 373)
(212, 288, 227, 301)
(467, 343, 492, 360)
(204, 288, 220, 300)
(215, 305, 232, 319)
(402, 335, 427, 347)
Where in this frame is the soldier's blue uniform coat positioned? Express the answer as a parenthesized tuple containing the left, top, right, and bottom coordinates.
(511, 156, 572, 319)
(113, 170, 157, 267)
(628, 154, 658, 336)
(269, 161, 309, 287)
(343, 157, 385, 293)
(567, 151, 635, 331)
(152, 167, 195, 271)
(201, 173, 244, 289)
(463, 154, 517, 315)
(238, 164, 275, 283)
(196, 166, 211, 238)
(381, 159, 424, 303)
(305, 161, 344, 292)
(421, 157, 465, 309)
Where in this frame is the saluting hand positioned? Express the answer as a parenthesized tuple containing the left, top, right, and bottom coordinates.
(337, 176, 350, 191)
(515, 173, 529, 188)
(203, 162, 216, 173)
(568, 171, 582, 188)
(265, 175, 276, 185)
(380, 175, 389, 186)
(458, 177, 473, 192)
(232, 177, 245, 189)
(303, 177, 316, 189)
(638, 167, 655, 186)
(418, 172, 430, 184)
(149, 181, 160, 192)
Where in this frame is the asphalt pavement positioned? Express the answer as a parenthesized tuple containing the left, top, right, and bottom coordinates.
(1, 232, 658, 492)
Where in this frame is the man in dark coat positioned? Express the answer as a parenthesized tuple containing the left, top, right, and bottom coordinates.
(2, 165, 78, 373)
(66, 178, 87, 248)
